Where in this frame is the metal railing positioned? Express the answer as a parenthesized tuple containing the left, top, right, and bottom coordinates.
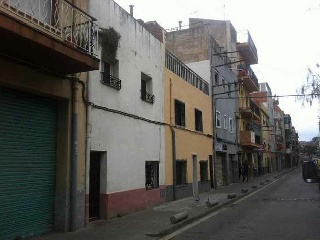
(0, 0, 98, 56)
(165, 50, 209, 95)
(237, 30, 258, 61)
(238, 65, 259, 89)
(141, 90, 155, 104)
(101, 74, 121, 90)
(249, 99, 260, 116)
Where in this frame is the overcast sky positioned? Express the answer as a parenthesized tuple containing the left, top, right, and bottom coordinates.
(114, 0, 320, 141)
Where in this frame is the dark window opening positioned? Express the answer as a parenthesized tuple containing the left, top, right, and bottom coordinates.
(101, 60, 121, 90)
(145, 161, 159, 189)
(176, 160, 187, 186)
(141, 73, 154, 104)
(195, 108, 203, 132)
(175, 100, 185, 127)
(200, 161, 208, 182)
(214, 72, 219, 85)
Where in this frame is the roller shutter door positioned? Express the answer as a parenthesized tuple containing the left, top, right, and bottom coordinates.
(0, 87, 57, 240)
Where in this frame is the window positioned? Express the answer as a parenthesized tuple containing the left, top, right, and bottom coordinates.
(101, 60, 121, 90)
(195, 108, 203, 132)
(145, 161, 159, 189)
(228, 83, 231, 97)
(216, 111, 221, 128)
(223, 115, 228, 129)
(214, 72, 219, 85)
(176, 160, 187, 186)
(175, 100, 186, 127)
(200, 161, 208, 182)
(141, 72, 154, 103)
(229, 118, 234, 133)
(222, 78, 225, 90)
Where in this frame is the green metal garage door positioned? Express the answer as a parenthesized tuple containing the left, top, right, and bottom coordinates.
(0, 87, 57, 240)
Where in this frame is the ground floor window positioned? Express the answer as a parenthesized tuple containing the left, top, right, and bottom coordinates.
(176, 160, 187, 186)
(145, 161, 159, 189)
(200, 161, 208, 182)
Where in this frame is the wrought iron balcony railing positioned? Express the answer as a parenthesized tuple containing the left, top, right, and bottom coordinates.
(101, 74, 121, 90)
(141, 90, 155, 104)
(249, 99, 260, 116)
(0, 0, 98, 56)
(165, 50, 209, 95)
(238, 65, 259, 89)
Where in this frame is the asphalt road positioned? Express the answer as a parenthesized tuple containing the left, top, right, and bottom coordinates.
(168, 168, 320, 240)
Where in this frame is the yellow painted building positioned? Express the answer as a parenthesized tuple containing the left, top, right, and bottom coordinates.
(260, 104, 272, 173)
(164, 51, 213, 201)
(237, 32, 261, 178)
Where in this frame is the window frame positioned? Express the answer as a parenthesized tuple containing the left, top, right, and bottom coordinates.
(216, 111, 221, 128)
(223, 114, 228, 130)
(229, 117, 234, 133)
(195, 108, 203, 132)
(222, 77, 225, 90)
(101, 60, 121, 90)
(214, 71, 219, 86)
(175, 99, 186, 127)
(141, 72, 154, 103)
(145, 161, 159, 190)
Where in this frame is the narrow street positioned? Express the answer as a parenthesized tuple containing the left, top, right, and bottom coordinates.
(164, 168, 320, 240)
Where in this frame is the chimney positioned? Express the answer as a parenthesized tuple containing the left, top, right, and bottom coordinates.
(129, 5, 134, 16)
(178, 21, 182, 30)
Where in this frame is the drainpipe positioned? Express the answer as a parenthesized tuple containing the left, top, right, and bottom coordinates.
(171, 128, 176, 200)
(85, 72, 92, 223)
(70, 78, 79, 232)
(170, 78, 177, 200)
(213, 97, 218, 189)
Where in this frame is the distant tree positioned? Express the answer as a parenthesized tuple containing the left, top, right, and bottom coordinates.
(301, 143, 318, 157)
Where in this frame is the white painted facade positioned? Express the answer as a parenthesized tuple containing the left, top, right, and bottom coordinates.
(88, 0, 165, 194)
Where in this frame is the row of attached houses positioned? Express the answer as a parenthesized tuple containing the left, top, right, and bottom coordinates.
(0, 0, 299, 239)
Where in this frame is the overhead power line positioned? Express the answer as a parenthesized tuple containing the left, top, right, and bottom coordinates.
(217, 93, 320, 100)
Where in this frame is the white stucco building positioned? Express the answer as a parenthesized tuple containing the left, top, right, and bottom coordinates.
(87, 0, 165, 219)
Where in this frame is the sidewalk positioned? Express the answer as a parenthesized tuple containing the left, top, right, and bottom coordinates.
(34, 167, 297, 240)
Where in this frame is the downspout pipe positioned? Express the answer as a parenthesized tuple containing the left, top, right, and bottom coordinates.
(213, 98, 217, 189)
(71, 79, 79, 231)
(170, 78, 177, 200)
(85, 72, 92, 223)
(70, 0, 79, 230)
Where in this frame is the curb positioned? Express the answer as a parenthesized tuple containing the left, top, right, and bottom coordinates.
(146, 168, 296, 238)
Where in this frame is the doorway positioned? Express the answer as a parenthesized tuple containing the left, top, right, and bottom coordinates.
(209, 155, 214, 188)
(192, 155, 199, 196)
(89, 152, 101, 221)
(222, 154, 228, 186)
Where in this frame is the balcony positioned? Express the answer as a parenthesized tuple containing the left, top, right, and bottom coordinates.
(101, 74, 121, 90)
(240, 131, 262, 148)
(238, 65, 259, 92)
(239, 99, 260, 120)
(236, 31, 258, 65)
(0, 0, 99, 75)
(141, 90, 155, 104)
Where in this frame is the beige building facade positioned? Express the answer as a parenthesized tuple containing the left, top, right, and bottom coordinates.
(164, 51, 213, 201)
